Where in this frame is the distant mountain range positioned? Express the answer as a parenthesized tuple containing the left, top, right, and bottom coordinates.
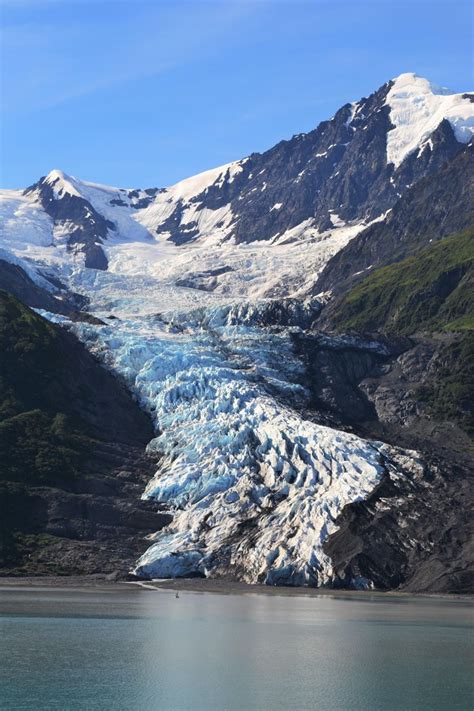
(1, 73, 473, 592)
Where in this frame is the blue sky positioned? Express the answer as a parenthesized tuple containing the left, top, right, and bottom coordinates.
(1, 0, 472, 188)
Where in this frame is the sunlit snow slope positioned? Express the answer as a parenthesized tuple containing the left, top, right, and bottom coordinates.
(385, 73, 474, 167)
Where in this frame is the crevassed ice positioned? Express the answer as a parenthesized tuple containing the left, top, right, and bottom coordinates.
(53, 301, 405, 587)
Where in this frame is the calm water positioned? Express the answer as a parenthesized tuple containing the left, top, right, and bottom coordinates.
(0, 586, 473, 711)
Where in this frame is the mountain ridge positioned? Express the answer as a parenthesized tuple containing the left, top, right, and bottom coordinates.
(2, 72, 472, 284)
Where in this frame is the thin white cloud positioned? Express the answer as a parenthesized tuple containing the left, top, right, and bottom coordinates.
(2, 1, 259, 112)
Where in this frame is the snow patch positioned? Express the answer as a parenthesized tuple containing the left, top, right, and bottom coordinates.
(328, 212, 346, 228)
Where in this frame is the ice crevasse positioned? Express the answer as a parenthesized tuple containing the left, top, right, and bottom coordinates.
(44, 302, 422, 588)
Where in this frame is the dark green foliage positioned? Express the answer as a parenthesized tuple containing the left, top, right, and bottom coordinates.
(331, 228, 474, 436)
(0, 291, 96, 485)
(332, 227, 474, 334)
(0, 289, 153, 491)
(0, 410, 93, 484)
(0, 291, 158, 574)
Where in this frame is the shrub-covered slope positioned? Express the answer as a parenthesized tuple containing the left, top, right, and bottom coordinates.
(331, 227, 474, 334)
(0, 291, 169, 576)
(0, 290, 153, 484)
(325, 227, 474, 436)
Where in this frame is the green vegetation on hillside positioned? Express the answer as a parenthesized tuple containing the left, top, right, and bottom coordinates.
(0, 291, 95, 485)
(332, 227, 474, 335)
(331, 228, 474, 436)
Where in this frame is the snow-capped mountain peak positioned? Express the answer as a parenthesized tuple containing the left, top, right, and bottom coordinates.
(385, 72, 473, 167)
(43, 169, 82, 199)
(159, 159, 246, 203)
(1, 72, 472, 290)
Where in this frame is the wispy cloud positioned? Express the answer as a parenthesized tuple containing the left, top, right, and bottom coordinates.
(1, 0, 259, 113)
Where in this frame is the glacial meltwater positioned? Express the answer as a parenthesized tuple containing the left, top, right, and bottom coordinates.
(0, 585, 472, 710)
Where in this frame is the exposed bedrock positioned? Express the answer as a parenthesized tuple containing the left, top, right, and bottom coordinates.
(295, 330, 473, 592)
(324, 452, 473, 594)
(0, 293, 170, 578)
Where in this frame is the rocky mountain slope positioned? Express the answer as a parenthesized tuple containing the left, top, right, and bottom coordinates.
(328, 226, 474, 334)
(1, 73, 473, 298)
(0, 73, 473, 591)
(315, 142, 473, 298)
(299, 223, 473, 593)
(0, 291, 170, 576)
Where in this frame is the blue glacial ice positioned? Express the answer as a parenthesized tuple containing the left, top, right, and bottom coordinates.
(43, 298, 419, 587)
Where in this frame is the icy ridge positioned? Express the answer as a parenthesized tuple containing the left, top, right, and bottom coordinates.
(386, 73, 474, 167)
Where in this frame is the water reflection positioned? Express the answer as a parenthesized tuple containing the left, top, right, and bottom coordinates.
(1, 587, 473, 710)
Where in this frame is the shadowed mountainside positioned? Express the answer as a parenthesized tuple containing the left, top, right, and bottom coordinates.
(0, 292, 170, 577)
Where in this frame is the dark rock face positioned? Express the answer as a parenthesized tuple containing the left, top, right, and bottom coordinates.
(175, 266, 234, 291)
(24, 175, 114, 270)
(295, 330, 473, 593)
(1, 447, 172, 578)
(128, 187, 161, 210)
(292, 332, 406, 426)
(0, 293, 169, 578)
(359, 333, 474, 444)
(0, 259, 88, 314)
(324, 453, 473, 594)
(315, 143, 474, 298)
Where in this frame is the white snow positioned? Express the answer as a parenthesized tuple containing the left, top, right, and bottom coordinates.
(44, 169, 82, 198)
(344, 101, 359, 128)
(160, 161, 242, 203)
(386, 73, 474, 168)
(132, 161, 248, 242)
(0, 171, 372, 312)
(0, 189, 54, 249)
(328, 212, 346, 228)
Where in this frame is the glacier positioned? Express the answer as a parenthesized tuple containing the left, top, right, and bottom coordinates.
(2, 196, 422, 586)
(40, 280, 422, 587)
(0, 175, 425, 589)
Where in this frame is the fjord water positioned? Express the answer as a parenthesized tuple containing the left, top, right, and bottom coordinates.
(1, 586, 472, 710)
